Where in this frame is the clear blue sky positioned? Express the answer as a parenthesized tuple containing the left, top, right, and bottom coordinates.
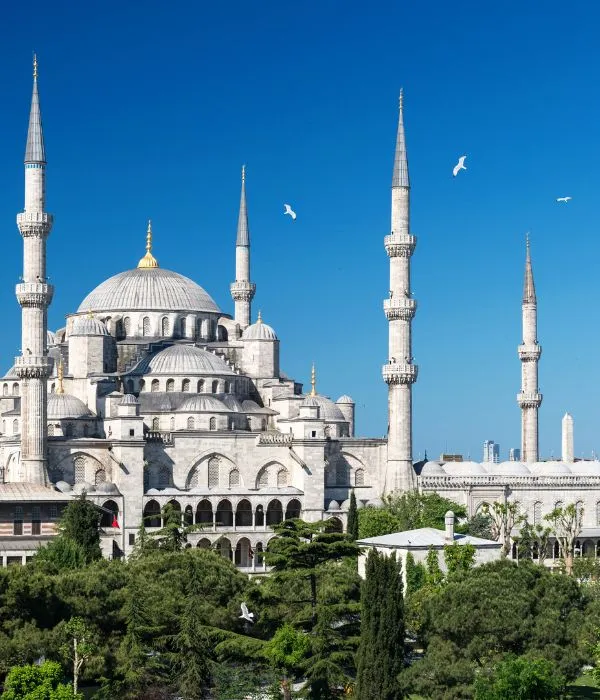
(0, 1, 598, 461)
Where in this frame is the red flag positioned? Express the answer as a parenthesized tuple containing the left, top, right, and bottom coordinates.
(111, 516, 119, 528)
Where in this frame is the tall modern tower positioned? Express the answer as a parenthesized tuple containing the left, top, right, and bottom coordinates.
(230, 165, 255, 329)
(517, 237, 542, 463)
(382, 91, 417, 492)
(14, 57, 54, 485)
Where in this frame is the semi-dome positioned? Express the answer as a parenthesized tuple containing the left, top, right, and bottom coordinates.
(135, 345, 234, 376)
(179, 395, 230, 412)
(119, 394, 139, 405)
(420, 461, 446, 476)
(47, 330, 57, 346)
(71, 316, 109, 336)
(327, 500, 340, 511)
(532, 460, 572, 475)
(305, 395, 346, 421)
(443, 461, 488, 476)
(77, 267, 220, 314)
(48, 393, 93, 419)
(242, 314, 278, 340)
(95, 482, 120, 495)
(220, 394, 244, 412)
(336, 395, 354, 404)
(300, 396, 320, 408)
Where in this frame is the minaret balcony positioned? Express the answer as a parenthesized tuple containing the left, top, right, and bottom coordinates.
(16, 211, 53, 237)
(518, 344, 542, 361)
(230, 280, 256, 302)
(384, 233, 416, 258)
(383, 297, 417, 320)
(517, 391, 543, 408)
(382, 361, 418, 385)
(14, 355, 53, 379)
(15, 282, 54, 308)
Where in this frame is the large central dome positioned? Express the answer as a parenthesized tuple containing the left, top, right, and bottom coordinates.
(77, 268, 220, 314)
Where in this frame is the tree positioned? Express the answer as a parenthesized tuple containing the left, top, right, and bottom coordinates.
(443, 543, 476, 575)
(404, 552, 426, 595)
(425, 547, 444, 586)
(1, 660, 82, 700)
(34, 536, 87, 571)
(514, 521, 552, 566)
(264, 623, 310, 700)
(545, 503, 583, 576)
(148, 502, 202, 551)
(355, 550, 405, 700)
(357, 507, 401, 539)
(483, 501, 523, 557)
(347, 491, 359, 541)
(61, 617, 96, 697)
(474, 656, 565, 699)
(463, 512, 494, 539)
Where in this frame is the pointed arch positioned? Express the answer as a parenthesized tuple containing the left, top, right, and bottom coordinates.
(355, 468, 365, 486)
(187, 416, 195, 430)
(142, 316, 151, 337)
(277, 468, 289, 488)
(151, 379, 159, 393)
(229, 469, 240, 488)
(285, 499, 301, 520)
(182, 378, 190, 392)
(161, 317, 169, 336)
(94, 469, 107, 486)
(100, 500, 118, 528)
(197, 538, 211, 549)
(235, 537, 252, 567)
(218, 537, 232, 560)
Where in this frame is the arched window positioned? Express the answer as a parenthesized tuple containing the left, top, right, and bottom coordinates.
(152, 417, 159, 431)
(355, 468, 365, 487)
(100, 500, 118, 528)
(324, 425, 331, 438)
(184, 505, 193, 526)
(257, 468, 269, 489)
(143, 500, 161, 528)
(208, 457, 220, 488)
(235, 538, 252, 567)
(198, 379, 205, 393)
(12, 419, 18, 434)
(12, 383, 19, 396)
(326, 517, 343, 533)
(286, 499, 302, 520)
(48, 424, 55, 436)
(170, 416, 175, 431)
(166, 379, 174, 392)
(161, 317, 169, 336)
(65, 423, 74, 438)
(151, 379, 159, 393)
(95, 469, 106, 486)
(115, 319, 124, 339)
(533, 501, 542, 525)
(229, 469, 240, 488)
(212, 380, 219, 393)
(182, 379, 190, 392)
(123, 317, 131, 337)
(196, 500, 212, 524)
(197, 538, 211, 549)
(180, 318, 186, 337)
(187, 416, 195, 430)
(236, 499, 252, 527)
(142, 317, 150, 337)
(125, 379, 134, 394)
(224, 381, 231, 393)
(219, 537, 232, 559)
(277, 469, 289, 488)
(266, 499, 283, 526)
(209, 417, 217, 431)
(216, 500, 233, 527)
(158, 466, 170, 488)
(255, 505, 265, 527)
(2, 384, 8, 396)
(256, 542, 264, 566)
(74, 456, 86, 483)
(50, 383, 55, 394)
(139, 379, 145, 392)
(261, 418, 267, 431)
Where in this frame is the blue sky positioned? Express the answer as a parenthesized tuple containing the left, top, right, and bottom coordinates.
(0, 1, 599, 461)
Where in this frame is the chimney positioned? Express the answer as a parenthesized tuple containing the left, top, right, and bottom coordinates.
(445, 510, 455, 543)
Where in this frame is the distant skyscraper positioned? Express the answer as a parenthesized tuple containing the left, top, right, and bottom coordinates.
(509, 448, 521, 461)
(483, 440, 500, 463)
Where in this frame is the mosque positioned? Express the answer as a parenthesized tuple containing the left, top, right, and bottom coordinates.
(2, 61, 600, 567)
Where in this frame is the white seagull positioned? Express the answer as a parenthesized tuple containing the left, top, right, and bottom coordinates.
(453, 155, 467, 177)
(284, 203, 297, 220)
(556, 196, 572, 203)
(239, 602, 255, 624)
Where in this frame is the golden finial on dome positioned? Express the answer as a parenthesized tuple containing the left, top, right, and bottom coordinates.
(56, 358, 65, 395)
(137, 219, 159, 269)
(310, 362, 317, 397)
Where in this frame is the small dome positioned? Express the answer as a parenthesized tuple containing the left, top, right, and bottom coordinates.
(340, 499, 351, 510)
(96, 482, 120, 494)
(420, 461, 446, 476)
(336, 395, 354, 404)
(532, 460, 572, 475)
(569, 461, 600, 475)
(136, 345, 234, 376)
(327, 500, 340, 511)
(241, 399, 264, 412)
(48, 393, 93, 419)
(488, 461, 531, 476)
(220, 394, 244, 412)
(304, 395, 345, 421)
(71, 316, 109, 336)
(242, 315, 278, 341)
(179, 395, 230, 412)
(55, 480, 72, 492)
(301, 396, 320, 408)
(119, 394, 139, 405)
(442, 461, 488, 476)
(73, 481, 93, 494)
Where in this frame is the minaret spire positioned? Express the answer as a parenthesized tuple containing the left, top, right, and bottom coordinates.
(517, 235, 542, 463)
(383, 90, 418, 493)
(310, 363, 317, 397)
(15, 56, 54, 485)
(138, 219, 159, 268)
(230, 165, 256, 328)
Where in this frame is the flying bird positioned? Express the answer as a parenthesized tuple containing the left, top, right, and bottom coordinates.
(239, 602, 255, 624)
(284, 203, 297, 220)
(453, 156, 467, 177)
(556, 196, 572, 203)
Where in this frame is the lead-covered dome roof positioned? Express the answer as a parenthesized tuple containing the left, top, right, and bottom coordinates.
(77, 268, 220, 314)
(179, 395, 229, 412)
(135, 345, 235, 376)
(242, 315, 278, 340)
(48, 393, 93, 419)
(71, 316, 109, 336)
(304, 394, 346, 421)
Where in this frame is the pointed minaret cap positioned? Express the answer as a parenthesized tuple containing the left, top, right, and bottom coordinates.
(310, 363, 317, 397)
(25, 54, 46, 164)
(523, 233, 536, 303)
(392, 89, 410, 188)
(236, 164, 250, 246)
(138, 220, 159, 269)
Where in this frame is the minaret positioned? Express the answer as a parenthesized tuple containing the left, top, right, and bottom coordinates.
(230, 165, 255, 328)
(382, 90, 418, 493)
(517, 236, 542, 463)
(562, 413, 574, 463)
(14, 56, 54, 484)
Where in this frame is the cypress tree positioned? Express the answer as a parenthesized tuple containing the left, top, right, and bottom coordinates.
(347, 490, 359, 541)
(356, 550, 405, 700)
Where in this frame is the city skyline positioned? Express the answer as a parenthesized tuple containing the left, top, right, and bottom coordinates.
(0, 1, 599, 460)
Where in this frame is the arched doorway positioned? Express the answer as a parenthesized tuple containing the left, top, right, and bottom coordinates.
(143, 500, 161, 528)
(100, 500, 119, 528)
(196, 500, 213, 526)
(216, 500, 233, 527)
(285, 499, 301, 520)
(266, 500, 283, 526)
(218, 537, 232, 560)
(236, 500, 252, 527)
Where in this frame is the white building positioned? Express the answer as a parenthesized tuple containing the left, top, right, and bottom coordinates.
(483, 441, 500, 464)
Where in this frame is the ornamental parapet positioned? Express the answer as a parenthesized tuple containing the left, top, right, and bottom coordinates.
(16, 212, 53, 237)
(382, 362, 418, 385)
(419, 474, 600, 488)
(517, 391, 543, 408)
(383, 297, 417, 320)
(15, 282, 54, 308)
(258, 431, 293, 446)
(13, 355, 53, 379)
(230, 280, 256, 302)
(518, 344, 542, 361)
(384, 233, 416, 258)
